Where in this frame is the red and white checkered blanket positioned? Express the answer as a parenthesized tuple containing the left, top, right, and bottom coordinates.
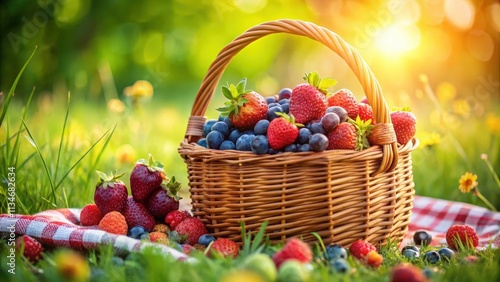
(1, 196, 499, 258)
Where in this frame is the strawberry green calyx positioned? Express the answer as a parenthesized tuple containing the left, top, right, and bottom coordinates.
(96, 171, 125, 189)
(349, 116, 374, 151)
(165, 176, 182, 201)
(303, 72, 337, 95)
(275, 112, 304, 127)
(216, 78, 251, 116)
(137, 154, 166, 175)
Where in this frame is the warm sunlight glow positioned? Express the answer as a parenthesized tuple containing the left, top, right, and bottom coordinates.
(375, 25, 421, 55)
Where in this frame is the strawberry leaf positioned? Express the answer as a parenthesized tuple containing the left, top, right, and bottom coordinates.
(222, 86, 233, 100)
(236, 78, 247, 94)
(319, 78, 337, 90)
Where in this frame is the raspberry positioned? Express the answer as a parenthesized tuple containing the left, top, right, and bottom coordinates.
(349, 240, 377, 260)
(272, 238, 312, 268)
(149, 231, 169, 244)
(15, 235, 43, 263)
(165, 210, 191, 229)
(152, 223, 170, 234)
(80, 204, 103, 226)
(98, 211, 128, 235)
(445, 225, 479, 250)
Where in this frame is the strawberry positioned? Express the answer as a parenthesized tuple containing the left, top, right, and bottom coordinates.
(445, 225, 479, 250)
(327, 117, 373, 150)
(94, 171, 128, 215)
(390, 263, 428, 282)
(327, 89, 359, 119)
(289, 72, 336, 124)
(267, 112, 301, 150)
(216, 78, 267, 130)
(349, 239, 377, 260)
(165, 210, 192, 229)
(123, 196, 156, 232)
(357, 103, 375, 124)
(390, 107, 416, 145)
(15, 235, 43, 263)
(210, 238, 240, 258)
(174, 217, 208, 245)
(130, 154, 167, 202)
(80, 204, 103, 226)
(98, 211, 128, 235)
(272, 237, 313, 268)
(147, 177, 182, 220)
(149, 231, 169, 244)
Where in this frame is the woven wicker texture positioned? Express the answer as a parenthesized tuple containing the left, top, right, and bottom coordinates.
(179, 19, 419, 247)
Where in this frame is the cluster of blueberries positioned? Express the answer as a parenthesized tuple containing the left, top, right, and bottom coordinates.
(405, 230, 456, 264)
(198, 88, 348, 154)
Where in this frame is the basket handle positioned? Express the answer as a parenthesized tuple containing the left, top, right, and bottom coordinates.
(184, 19, 398, 174)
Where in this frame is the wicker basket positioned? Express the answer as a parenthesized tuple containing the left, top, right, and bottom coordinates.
(179, 19, 419, 247)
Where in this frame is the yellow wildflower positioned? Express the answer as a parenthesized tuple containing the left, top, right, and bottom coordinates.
(54, 249, 90, 281)
(459, 172, 478, 193)
(418, 131, 441, 148)
(436, 82, 456, 103)
(486, 112, 500, 134)
(107, 98, 125, 113)
(124, 80, 154, 99)
(115, 144, 136, 164)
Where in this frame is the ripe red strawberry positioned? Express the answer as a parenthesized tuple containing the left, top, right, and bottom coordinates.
(327, 117, 373, 150)
(174, 217, 208, 245)
(272, 237, 313, 268)
(390, 263, 428, 282)
(267, 112, 301, 150)
(165, 210, 192, 229)
(216, 78, 267, 130)
(98, 211, 128, 235)
(122, 196, 156, 231)
(15, 235, 43, 263)
(357, 103, 375, 124)
(349, 239, 377, 260)
(390, 107, 416, 145)
(130, 154, 167, 202)
(445, 225, 479, 250)
(147, 177, 182, 220)
(80, 204, 103, 226)
(94, 171, 128, 215)
(289, 72, 336, 124)
(210, 238, 240, 258)
(327, 89, 359, 119)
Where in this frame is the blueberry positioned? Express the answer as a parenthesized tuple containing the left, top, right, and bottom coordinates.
(229, 129, 243, 143)
(198, 234, 216, 246)
(278, 98, 289, 105)
(236, 134, 255, 151)
(139, 233, 150, 240)
(309, 133, 328, 152)
(401, 245, 420, 253)
(128, 226, 147, 239)
(402, 249, 420, 260)
(413, 230, 432, 246)
(220, 140, 236, 150)
(321, 113, 340, 132)
(326, 106, 348, 123)
(278, 88, 292, 100)
(296, 128, 311, 145)
(197, 138, 207, 148)
(324, 244, 348, 260)
(329, 258, 349, 274)
(283, 143, 298, 152)
(310, 122, 326, 134)
(267, 102, 280, 108)
(438, 248, 455, 261)
(280, 103, 290, 114)
(254, 119, 270, 135)
(298, 144, 311, 152)
(424, 250, 441, 264)
(169, 231, 181, 243)
(223, 116, 233, 129)
(206, 131, 225, 149)
(203, 119, 217, 137)
(251, 135, 269, 155)
(268, 148, 281, 154)
(211, 121, 229, 138)
(218, 115, 225, 121)
(267, 106, 283, 121)
(243, 129, 255, 135)
(266, 96, 277, 104)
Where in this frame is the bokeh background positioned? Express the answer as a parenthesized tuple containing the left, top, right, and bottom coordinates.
(1, 0, 499, 213)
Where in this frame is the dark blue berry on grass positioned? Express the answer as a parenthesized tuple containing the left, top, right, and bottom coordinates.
(203, 119, 217, 137)
(309, 133, 328, 152)
(296, 128, 311, 145)
(254, 119, 270, 135)
(321, 113, 340, 132)
(278, 88, 292, 100)
(326, 106, 348, 123)
(402, 245, 420, 252)
(236, 134, 255, 151)
(324, 244, 348, 260)
(229, 129, 243, 143)
(413, 230, 432, 246)
(198, 234, 216, 246)
(310, 122, 326, 134)
(128, 226, 147, 239)
(211, 121, 229, 138)
(197, 138, 207, 148)
(220, 140, 236, 150)
(283, 143, 297, 152)
(329, 259, 349, 274)
(438, 248, 455, 261)
(267, 106, 283, 121)
(424, 250, 441, 264)
(251, 135, 269, 155)
(402, 248, 420, 260)
(206, 131, 225, 149)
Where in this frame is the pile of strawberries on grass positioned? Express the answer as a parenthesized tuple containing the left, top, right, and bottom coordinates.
(198, 72, 416, 154)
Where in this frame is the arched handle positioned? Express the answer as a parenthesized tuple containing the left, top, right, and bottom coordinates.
(184, 19, 398, 174)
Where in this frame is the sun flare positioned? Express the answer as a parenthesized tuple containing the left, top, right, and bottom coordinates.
(375, 25, 421, 55)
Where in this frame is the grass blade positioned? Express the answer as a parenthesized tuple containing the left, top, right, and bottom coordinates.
(54, 92, 71, 182)
(10, 86, 36, 167)
(0, 46, 37, 127)
(85, 123, 117, 186)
